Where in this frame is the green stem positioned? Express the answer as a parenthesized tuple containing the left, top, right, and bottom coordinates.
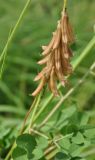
(72, 36, 95, 68)
(4, 1, 32, 160)
(32, 35, 95, 123)
(0, 30, 12, 79)
(0, 50, 7, 79)
(0, 0, 31, 77)
(27, 92, 42, 132)
(5, 141, 16, 160)
(63, 0, 68, 10)
(33, 95, 53, 122)
(20, 97, 37, 134)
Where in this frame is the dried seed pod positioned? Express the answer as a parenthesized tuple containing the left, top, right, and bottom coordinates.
(32, 76, 46, 96)
(61, 9, 74, 44)
(55, 49, 65, 86)
(42, 33, 55, 55)
(49, 67, 59, 97)
(34, 67, 47, 81)
(53, 23, 61, 50)
(55, 49, 60, 71)
(37, 55, 49, 65)
(62, 43, 73, 59)
(42, 46, 47, 50)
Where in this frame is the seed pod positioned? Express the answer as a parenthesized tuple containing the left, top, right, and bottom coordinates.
(49, 67, 59, 96)
(55, 49, 60, 70)
(34, 67, 47, 81)
(42, 33, 56, 55)
(61, 52, 72, 76)
(38, 55, 49, 65)
(53, 23, 61, 50)
(61, 10, 74, 44)
(42, 46, 47, 50)
(62, 43, 73, 59)
(55, 49, 65, 86)
(32, 76, 46, 96)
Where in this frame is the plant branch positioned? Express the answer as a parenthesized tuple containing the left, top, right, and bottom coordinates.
(30, 128, 49, 139)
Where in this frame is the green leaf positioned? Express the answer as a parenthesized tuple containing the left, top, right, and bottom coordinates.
(16, 134, 37, 159)
(37, 137, 48, 149)
(12, 147, 28, 160)
(66, 124, 78, 134)
(33, 148, 44, 160)
(54, 152, 70, 160)
(56, 106, 77, 127)
(71, 132, 85, 145)
(83, 128, 95, 139)
(79, 112, 89, 126)
(59, 138, 71, 150)
(16, 134, 37, 151)
(69, 142, 89, 158)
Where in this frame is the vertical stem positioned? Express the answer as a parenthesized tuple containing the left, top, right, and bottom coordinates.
(0, 50, 7, 79)
(0, 0, 31, 77)
(27, 92, 42, 132)
(20, 97, 37, 134)
(5, 141, 16, 160)
(4, 1, 32, 159)
(63, 0, 67, 11)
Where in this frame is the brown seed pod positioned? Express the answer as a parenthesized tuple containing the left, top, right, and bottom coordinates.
(54, 49, 65, 86)
(49, 67, 59, 96)
(37, 55, 49, 65)
(53, 23, 61, 50)
(42, 46, 47, 50)
(61, 10, 74, 44)
(32, 76, 46, 96)
(42, 33, 56, 55)
(34, 67, 47, 81)
(62, 43, 73, 59)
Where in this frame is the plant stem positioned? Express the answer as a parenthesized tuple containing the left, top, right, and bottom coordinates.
(32, 35, 95, 124)
(5, 141, 16, 160)
(0, 0, 31, 78)
(72, 36, 95, 68)
(0, 50, 7, 79)
(33, 95, 54, 122)
(63, 0, 67, 10)
(27, 92, 42, 132)
(4, 1, 32, 160)
(30, 128, 49, 139)
(20, 97, 37, 134)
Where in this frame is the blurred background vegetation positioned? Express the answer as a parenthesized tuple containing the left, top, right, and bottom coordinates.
(0, 0, 95, 159)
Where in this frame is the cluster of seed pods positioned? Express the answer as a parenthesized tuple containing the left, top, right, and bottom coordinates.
(32, 9, 75, 97)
